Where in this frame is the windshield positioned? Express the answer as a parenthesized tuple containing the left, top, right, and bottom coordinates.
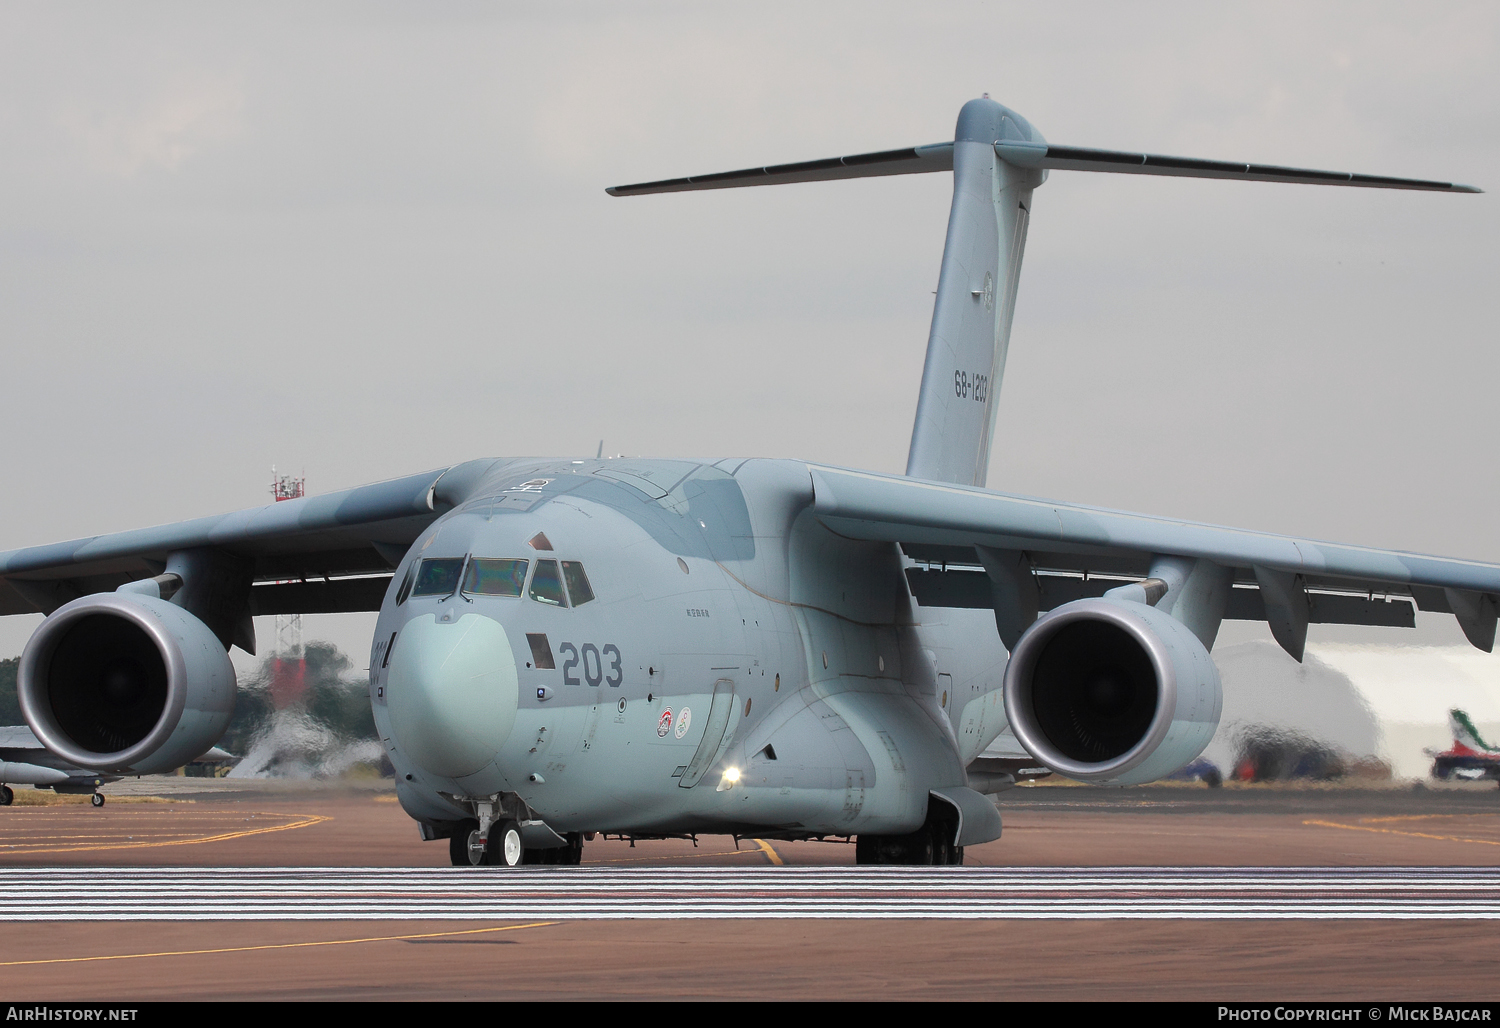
(464, 558, 529, 597)
(411, 558, 465, 597)
(529, 559, 566, 606)
(561, 561, 595, 606)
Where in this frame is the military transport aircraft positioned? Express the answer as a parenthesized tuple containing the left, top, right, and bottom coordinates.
(0, 98, 1487, 866)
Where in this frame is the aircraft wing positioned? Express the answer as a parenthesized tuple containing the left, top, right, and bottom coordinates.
(0, 459, 504, 621)
(808, 464, 1500, 653)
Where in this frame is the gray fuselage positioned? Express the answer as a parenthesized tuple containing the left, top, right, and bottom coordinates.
(371, 457, 1009, 838)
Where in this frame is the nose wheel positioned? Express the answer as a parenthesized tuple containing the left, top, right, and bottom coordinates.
(91, 793, 105, 807)
(484, 820, 524, 866)
(450, 819, 524, 867)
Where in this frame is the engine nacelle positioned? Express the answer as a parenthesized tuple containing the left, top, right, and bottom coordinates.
(17, 593, 236, 775)
(1002, 598, 1221, 786)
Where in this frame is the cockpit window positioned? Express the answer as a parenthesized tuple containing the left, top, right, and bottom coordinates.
(395, 561, 418, 605)
(411, 558, 465, 597)
(464, 558, 528, 597)
(528, 559, 567, 606)
(561, 561, 594, 606)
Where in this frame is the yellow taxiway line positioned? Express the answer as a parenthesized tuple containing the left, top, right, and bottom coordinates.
(1305, 816, 1500, 847)
(755, 839, 784, 865)
(0, 922, 557, 968)
(0, 812, 329, 856)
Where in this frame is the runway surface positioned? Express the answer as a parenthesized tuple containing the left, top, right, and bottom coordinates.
(6, 865, 1500, 920)
(7, 786, 1500, 998)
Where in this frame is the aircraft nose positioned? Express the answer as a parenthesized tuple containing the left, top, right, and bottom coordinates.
(385, 613, 518, 779)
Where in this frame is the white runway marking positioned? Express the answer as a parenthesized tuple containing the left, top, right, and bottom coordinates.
(3, 867, 1500, 920)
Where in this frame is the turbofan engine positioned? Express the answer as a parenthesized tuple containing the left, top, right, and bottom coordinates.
(17, 593, 236, 775)
(1002, 598, 1221, 786)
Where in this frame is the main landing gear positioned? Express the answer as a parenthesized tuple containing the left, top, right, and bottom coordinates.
(0, 786, 13, 806)
(522, 833, 584, 866)
(855, 823, 965, 866)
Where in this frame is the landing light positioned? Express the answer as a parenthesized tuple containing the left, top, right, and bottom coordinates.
(716, 767, 741, 792)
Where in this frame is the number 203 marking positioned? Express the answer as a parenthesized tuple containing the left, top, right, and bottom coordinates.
(560, 642, 623, 687)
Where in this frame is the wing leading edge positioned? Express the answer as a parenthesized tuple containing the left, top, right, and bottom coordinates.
(809, 464, 1500, 656)
(0, 460, 505, 622)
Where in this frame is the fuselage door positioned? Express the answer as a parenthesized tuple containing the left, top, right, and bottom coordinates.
(678, 678, 737, 788)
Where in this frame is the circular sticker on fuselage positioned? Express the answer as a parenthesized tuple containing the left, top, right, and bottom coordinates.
(657, 709, 673, 738)
(675, 706, 692, 739)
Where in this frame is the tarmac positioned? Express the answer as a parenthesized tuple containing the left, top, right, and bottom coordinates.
(1, 775, 1498, 1000)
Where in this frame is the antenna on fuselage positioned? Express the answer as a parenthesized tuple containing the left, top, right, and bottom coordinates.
(607, 99, 1479, 487)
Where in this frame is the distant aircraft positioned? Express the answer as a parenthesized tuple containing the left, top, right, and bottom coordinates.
(0, 98, 1488, 865)
(0, 726, 118, 806)
(1428, 710, 1500, 784)
(0, 726, 235, 806)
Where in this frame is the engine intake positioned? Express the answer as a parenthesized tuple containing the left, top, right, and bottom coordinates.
(18, 593, 236, 775)
(1002, 598, 1221, 785)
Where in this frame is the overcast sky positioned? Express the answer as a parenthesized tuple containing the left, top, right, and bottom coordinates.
(0, 2, 1496, 665)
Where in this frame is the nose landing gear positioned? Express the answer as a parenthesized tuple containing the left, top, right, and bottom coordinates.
(480, 820, 524, 866)
(446, 794, 524, 867)
(449, 818, 524, 867)
(445, 795, 582, 868)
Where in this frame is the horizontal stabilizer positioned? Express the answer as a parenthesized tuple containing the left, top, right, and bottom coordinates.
(995, 141, 1482, 192)
(605, 143, 954, 196)
(609, 138, 1478, 197)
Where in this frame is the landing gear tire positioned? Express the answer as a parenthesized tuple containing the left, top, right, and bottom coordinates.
(0, 786, 12, 806)
(449, 821, 479, 866)
(855, 831, 933, 865)
(930, 829, 952, 867)
(857, 826, 961, 866)
(529, 833, 584, 866)
(856, 834, 903, 865)
(485, 820, 524, 867)
(90, 793, 105, 808)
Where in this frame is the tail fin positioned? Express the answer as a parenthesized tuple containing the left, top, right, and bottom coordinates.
(607, 100, 1479, 487)
(1450, 709, 1500, 754)
(906, 99, 1041, 486)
